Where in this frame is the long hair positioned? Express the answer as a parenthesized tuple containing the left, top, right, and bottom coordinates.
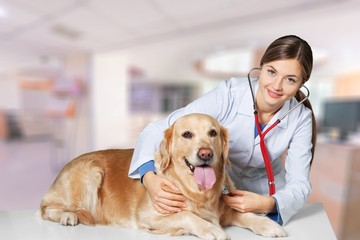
(260, 35, 317, 165)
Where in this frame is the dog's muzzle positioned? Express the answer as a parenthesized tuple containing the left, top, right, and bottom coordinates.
(184, 158, 195, 172)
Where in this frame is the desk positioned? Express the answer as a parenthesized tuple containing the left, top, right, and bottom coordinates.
(0, 203, 335, 240)
(308, 141, 360, 239)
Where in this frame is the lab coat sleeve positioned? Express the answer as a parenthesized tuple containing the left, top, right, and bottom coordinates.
(128, 78, 237, 178)
(272, 109, 313, 225)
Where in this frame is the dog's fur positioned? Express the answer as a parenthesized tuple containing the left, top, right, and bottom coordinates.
(40, 113, 287, 239)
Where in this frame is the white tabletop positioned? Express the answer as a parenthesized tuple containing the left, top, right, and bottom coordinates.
(0, 203, 336, 240)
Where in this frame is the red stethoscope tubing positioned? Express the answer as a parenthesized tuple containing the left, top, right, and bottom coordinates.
(247, 67, 310, 196)
(254, 112, 279, 196)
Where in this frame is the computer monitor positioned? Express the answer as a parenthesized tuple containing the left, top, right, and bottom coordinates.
(322, 99, 360, 141)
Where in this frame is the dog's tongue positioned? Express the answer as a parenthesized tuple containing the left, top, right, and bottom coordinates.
(194, 166, 216, 190)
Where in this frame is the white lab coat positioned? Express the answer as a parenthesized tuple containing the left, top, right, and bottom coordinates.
(129, 77, 313, 225)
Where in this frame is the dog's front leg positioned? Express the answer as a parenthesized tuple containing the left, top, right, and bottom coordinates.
(229, 211, 287, 238)
(149, 211, 229, 240)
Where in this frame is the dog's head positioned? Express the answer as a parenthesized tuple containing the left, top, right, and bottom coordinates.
(156, 113, 229, 191)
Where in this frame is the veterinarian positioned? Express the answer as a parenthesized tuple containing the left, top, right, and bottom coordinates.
(128, 35, 316, 225)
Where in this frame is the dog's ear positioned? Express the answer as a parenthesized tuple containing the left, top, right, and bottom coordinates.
(220, 125, 231, 168)
(158, 124, 174, 171)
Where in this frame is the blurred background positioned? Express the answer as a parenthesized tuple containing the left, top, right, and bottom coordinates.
(0, 0, 359, 239)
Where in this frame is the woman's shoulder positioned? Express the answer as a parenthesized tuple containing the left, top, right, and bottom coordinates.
(289, 97, 313, 122)
(225, 77, 249, 86)
(220, 77, 249, 91)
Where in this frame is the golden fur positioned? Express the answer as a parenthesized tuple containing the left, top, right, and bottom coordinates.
(40, 113, 287, 239)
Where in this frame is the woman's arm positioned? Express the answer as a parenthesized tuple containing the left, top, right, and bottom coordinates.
(272, 107, 313, 225)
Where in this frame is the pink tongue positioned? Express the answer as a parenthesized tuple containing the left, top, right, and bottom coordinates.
(194, 166, 216, 190)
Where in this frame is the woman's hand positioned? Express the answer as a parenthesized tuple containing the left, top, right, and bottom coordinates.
(222, 189, 276, 214)
(143, 171, 187, 214)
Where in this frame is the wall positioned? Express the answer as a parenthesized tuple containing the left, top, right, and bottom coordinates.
(333, 71, 360, 98)
(0, 73, 20, 110)
(90, 40, 221, 150)
(91, 53, 130, 149)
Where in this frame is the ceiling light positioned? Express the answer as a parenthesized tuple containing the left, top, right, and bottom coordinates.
(51, 24, 82, 41)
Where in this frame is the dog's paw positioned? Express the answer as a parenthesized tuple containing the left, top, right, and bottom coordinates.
(196, 226, 230, 240)
(258, 225, 287, 238)
(253, 218, 287, 238)
(59, 212, 79, 226)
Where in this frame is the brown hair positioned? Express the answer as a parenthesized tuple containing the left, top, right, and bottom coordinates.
(261, 35, 317, 165)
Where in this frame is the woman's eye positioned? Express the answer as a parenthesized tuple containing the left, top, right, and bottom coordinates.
(182, 131, 193, 139)
(267, 69, 276, 76)
(209, 129, 217, 137)
(287, 78, 297, 84)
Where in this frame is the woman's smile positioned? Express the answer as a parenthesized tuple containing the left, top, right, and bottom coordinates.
(267, 89, 283, 99)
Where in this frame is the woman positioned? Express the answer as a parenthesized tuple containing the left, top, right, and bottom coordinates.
(128, 35, 317, 225)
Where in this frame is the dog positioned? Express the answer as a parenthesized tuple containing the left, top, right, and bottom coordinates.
(40, 113, 287, 239)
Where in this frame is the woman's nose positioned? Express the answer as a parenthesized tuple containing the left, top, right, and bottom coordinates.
(272, 77, 283, 90)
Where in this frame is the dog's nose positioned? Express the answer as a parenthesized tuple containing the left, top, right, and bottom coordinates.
(198, 148, 213, 161)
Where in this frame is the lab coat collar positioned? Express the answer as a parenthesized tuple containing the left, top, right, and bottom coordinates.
(274, 100, 291, 129)
(237, 79, 257, 118)
(253, 101, 290, 144)
(238, 80, 292, 144)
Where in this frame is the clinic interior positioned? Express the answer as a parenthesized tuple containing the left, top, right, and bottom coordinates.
(0, 1, 360, 240)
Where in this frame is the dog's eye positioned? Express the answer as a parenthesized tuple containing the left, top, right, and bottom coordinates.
(182, 131, 193, 139)
(209, 129, 217, 137)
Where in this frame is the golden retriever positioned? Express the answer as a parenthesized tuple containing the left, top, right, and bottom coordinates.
(40, 113, 287, 239)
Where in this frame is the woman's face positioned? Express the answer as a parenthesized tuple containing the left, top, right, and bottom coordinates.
(257, 59, 303, 111)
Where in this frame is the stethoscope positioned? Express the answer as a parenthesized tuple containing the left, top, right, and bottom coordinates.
(247, 67, 310, 196)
